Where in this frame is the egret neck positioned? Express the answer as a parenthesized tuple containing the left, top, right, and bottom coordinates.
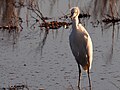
(72, 16, 79, 30)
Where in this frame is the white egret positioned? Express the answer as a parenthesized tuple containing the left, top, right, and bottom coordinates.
(69, 7, 93, 89)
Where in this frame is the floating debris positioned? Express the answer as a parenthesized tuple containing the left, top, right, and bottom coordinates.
(39, 21, 72, 29)
(28, 2, 90, 30)
(102, 17, 120, 23)
(78, 13, 91, 18)
(0, 25, 18, 30)
(102, 15, 120, 23)
(1, 84, 29, 90)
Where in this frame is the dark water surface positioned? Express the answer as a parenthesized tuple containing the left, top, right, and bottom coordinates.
(0, 0, 120, 90)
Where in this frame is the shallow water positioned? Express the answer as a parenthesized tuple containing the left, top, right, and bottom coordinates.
(0, 0, 120, 90)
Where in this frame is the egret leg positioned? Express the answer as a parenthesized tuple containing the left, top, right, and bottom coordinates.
(87, 68, 91, 90)
(77, 64, 81, 88)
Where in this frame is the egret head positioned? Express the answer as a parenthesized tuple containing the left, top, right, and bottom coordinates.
(70, 7, 80, 19)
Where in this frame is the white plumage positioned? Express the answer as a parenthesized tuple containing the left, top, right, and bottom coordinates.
(69, 7, 93, 89)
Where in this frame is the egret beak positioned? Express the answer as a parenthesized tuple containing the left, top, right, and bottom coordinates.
(70, 7, 74, 18)
(69, 12, 74, 19)
(65, 13, 71, 18)
(69, 13, 72, 18)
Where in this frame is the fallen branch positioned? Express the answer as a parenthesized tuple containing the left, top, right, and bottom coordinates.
(0, 25, 17, 30)
(78, 13, 91, 18)
(39, 21, 72, 29)
(102, 15, 120, 23)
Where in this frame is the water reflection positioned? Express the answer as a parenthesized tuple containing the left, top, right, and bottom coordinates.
(0, 0, 23, 46)
(89, 0, 120, 65)
(91, 0, 120, 19)
(0, 0, 119, 46)
(0, 0, 17, 25)
(0, 0, 120, 90)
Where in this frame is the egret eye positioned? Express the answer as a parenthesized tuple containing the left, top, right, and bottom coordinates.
(74, 9, 78, 13)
